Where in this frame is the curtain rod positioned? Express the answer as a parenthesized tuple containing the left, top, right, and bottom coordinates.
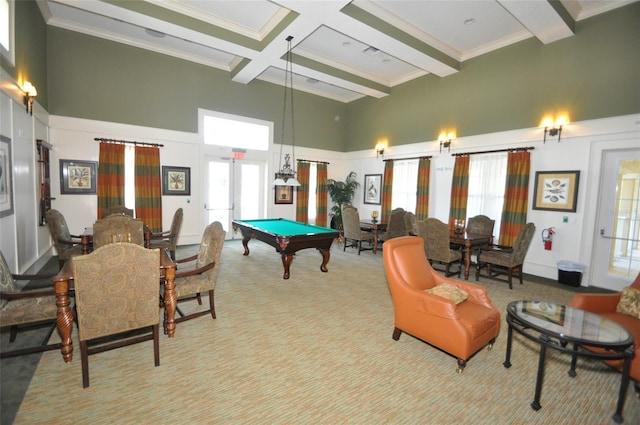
(383, 155, 432, 162)
(297, 158, 330, 165)
(94, 137, 164, 148)
(452, 146, 534, 157)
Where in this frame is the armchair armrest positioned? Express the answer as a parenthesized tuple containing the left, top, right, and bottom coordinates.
(12, 273, 56, 281)
(569, 292, 621, 313)
(174, 261, 215, 279)
(151, 230, 171, 240)
(175, 254, 198, 265)
(57, 238, 81, 246)
(415, 292, 459, 319)
(0, 287, 56, 301)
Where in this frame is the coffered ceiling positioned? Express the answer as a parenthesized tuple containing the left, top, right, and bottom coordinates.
(37, 0, 637, 103)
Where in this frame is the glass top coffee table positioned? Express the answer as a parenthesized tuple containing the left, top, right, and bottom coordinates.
(504, 300, 634, 423)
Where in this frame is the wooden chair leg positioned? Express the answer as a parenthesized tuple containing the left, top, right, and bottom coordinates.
(153, 324, 160, 367)
(196, 293, 202, 305)
(9, 325, 18, 342)
(392, 327, 402, 341)
(81, 340, 90, 388)
(209, 290, 216, 319)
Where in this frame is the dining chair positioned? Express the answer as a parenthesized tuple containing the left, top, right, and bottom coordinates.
(72, 243, 161, 388)
(341, 206, 373, 255)
(418, 218, 462, 277)
(467, 215, 495, 245)
(475, 223, 536, 289)
(172, 221, 225, 324)
(0, 250, 60, 358)
(45, 209, 85, 269)
(101, 205, 134, 219)
(92, 214, 144, 249)
(380, 208, 409, 242)
(150, 208, 183, 260)
(404, 211, 418, 236)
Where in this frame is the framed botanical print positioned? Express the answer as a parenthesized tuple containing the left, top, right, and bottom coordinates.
(60, 159, 97, 194)
(533, 170, 580, 212)
(0, 135, 14, 217)
(163, 166, 191, 196)
(364, 174, 382, 205)
(275, 176, 294, 204)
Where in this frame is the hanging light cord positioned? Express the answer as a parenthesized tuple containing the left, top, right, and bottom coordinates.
(277, 35, 296, 178)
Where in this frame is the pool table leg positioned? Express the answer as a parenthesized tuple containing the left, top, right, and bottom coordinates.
(281, 253, 293, 279)
(241, 236, 251, 256)
(318, 248, 331, 273)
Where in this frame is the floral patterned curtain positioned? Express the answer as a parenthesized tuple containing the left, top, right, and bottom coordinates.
(295, 161, 310, 223)
(448, 155, 470, 231)
(415, 157, 430, 220)
(315, 163, 328, 227)
(499, 151, 531, 246)
(381, 160, 394, 223)
(134, 146, 162, 232)
(97, 143, 125, 219)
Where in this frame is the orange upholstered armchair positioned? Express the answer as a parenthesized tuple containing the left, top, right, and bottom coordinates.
(383, 236, 500, 373)
(569, 272, 640, 394)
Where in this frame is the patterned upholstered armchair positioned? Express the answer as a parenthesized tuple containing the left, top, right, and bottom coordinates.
(380, 208, 408, 242)
(150, 208, 183, 260)
(72, 243, 161, 388)
(467, 215, 495, 245)
(93, 214, 144, 249)
(341, 206, 373, 255)
(475, 223, 536, 289)
(383, 236, 500, 373)
(173, 221, 225, 323)
(404, 212, 418, 236)
(418, 218, 462, 277)
(45, 209, 85, 269)
(0, 250, 60, 358)
(101, 205, 134, 218)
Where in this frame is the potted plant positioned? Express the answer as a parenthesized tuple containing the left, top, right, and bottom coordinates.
(327, 171, 360, 230)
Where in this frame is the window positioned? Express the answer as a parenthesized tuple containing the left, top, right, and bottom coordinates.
(467, 153, 507, 239)
(308, 162, 317, 224)
(391, 159, 419, 212)
(203, 114, 269, 151)
(0, 0, 14, 65)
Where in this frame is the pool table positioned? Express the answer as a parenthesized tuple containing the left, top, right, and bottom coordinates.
(232, 218, 339, 279)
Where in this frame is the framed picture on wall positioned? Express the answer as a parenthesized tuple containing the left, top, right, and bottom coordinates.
(60, 159, 97, 194)
(364, 174, 382, 205)
(533, 170, 580, 212)
(0, 135, 14, 217)
(275, 175, 294, 204)
(162, 166, 191, 196)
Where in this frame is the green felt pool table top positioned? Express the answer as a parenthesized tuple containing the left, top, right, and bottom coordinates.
(233, 218, 338, 236)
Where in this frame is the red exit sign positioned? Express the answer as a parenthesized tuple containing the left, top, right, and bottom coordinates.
(233, 151, 245, 160)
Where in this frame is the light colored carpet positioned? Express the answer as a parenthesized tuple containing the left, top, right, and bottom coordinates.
(15, 239, 640, 424)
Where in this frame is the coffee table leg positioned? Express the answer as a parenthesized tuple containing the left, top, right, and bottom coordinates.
(568, 342, 579, 378)
(503, 322, 513, 368)
(613, 351, 633, 423)
(531, 335, 549, 411)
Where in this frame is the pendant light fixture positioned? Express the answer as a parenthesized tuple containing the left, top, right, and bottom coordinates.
(273, 35, 300, 187)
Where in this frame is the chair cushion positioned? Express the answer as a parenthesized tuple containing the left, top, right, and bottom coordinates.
(616, 286, 640, 319)
(426, 283, 468, 304)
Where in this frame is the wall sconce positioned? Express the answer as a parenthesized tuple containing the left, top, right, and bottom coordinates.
(438, 131, 455, 153)
(541, 115, 568, 143)
(22, 81, 38, 115)
(375, 140, 387, 159)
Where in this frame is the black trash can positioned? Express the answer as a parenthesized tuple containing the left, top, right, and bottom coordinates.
(557, 261, 586, 287)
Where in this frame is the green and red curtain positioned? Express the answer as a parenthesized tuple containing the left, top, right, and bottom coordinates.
(316, 163, 328, 227)
(134, 146, 162, 232)
(449, 154, 470, 231)
(415, 157, 430, 220)
(381, 160, 394, 223)
(97, 142, 125, 219)
(499, 151, 531, 246)
(295, 161, 310, 223)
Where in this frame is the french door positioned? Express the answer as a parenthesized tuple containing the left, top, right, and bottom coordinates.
(203, 156, 266, 239)
(592, 148, 640, 290)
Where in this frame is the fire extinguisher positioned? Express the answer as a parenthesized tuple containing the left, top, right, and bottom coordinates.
(542, 228, 555, 250)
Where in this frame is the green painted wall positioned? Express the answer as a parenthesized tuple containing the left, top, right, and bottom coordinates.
(46, 27, 346, 151)
(345, 3, 640, 151)
(1, 0, 48, 108)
